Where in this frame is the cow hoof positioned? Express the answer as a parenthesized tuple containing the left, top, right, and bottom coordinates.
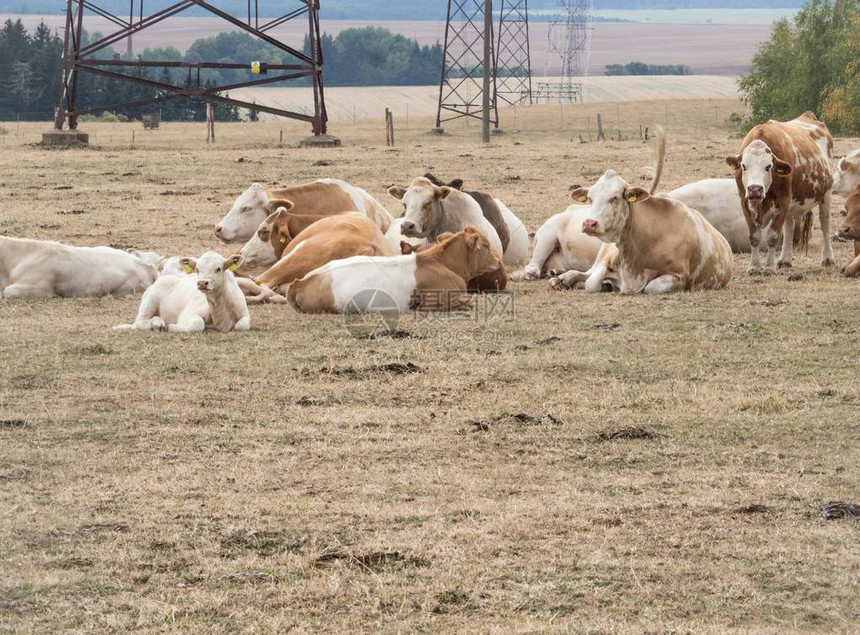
(777, 261, 792, 270)
(747, 267, 762, 276)
(547, 268, 566, 278)
(549, 277, 565, 291)
(521, 265, 540, 280)
(821, 258, 835, 267)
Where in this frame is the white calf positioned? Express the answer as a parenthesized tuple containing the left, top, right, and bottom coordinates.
(114, 252, 250, 333)
(1, 237, 158, 299)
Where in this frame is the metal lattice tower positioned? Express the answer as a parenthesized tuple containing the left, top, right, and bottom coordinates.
(496, 0, 532, 106)
(540, 0, 592, 103)
(52, 0, 332, 140)
(435, 0, 499, 130)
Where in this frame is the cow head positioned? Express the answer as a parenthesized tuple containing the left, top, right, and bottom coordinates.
(180, 252, 243, 294)
(127, 248, 164, 270)
(832, 152, 860, 198)
(726, 140, 792, 217)
(238, 203, 295, 271)
(216, 183, 280, 243)
(388, 177, 452, 239)
(457, 225, 502, 277)
(837, 184, 860, 241)
(571, 170, 649, 243)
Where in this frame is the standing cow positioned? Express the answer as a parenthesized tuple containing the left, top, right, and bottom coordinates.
(726, 112, 834, 273)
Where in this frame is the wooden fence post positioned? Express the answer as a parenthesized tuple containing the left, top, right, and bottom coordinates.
(385, 108, 395, 146)
(206, 103, 214, 143)
(596, 114, 604, 141)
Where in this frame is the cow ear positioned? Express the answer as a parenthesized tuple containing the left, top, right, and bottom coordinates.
(773, 158, 792, 177)
(437, 232, 455, 241)
(126, 248, 141, 257)
(570, 187, 590, 203)
(179, 257, 197, 274)
(450, 179, 465, 190)
(400, 241, 414, 255)
(726, 155, 741, 170)
(224, 254, 243, 272)
(267, 198, 294, 214)
(839, 157, 852, 172)
(438, 186, 454, 199)
(624, 187, 650, 204)
(388, 186, 407, 200)
(250, 182, 264, 191)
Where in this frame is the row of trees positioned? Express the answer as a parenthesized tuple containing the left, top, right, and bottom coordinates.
(605, 62, 690, 75)
(740, 0, 860, 134)
(0, 21, 442, 121)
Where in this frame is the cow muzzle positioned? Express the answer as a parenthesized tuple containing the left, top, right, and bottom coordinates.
(197, 280, 211, 292)
(838, 224, 856, 239)
(746, 185, 765, 201)
(582, 219, 599, 235)
(400, 220, 420, 237)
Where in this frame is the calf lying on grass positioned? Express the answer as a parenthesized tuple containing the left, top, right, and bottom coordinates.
(289, 226, 501, 314)
(0, 237, 158, 299)
(400, 237, 507, 292)
(114, 252, 250, 333)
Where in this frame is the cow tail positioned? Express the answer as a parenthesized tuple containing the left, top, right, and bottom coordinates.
(794, 212, 812, 253)
(649, 125, 667, 195)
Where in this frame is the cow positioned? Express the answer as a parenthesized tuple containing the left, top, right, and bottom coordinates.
(832, 149, 860, 197)
(400, 235, 507, 292)
(837, 184, 860, 277)
(423, 173, 529, 266)
(240, 209, 394, 297)
(560, 170, 733, 294)
(664, 179, 750, 253)
(288, 226, 501, 314)
(1, 237, 158, 299)
(726, 112, 834, 273)
(520, 200, 603, 279)
(215, 179, 393, 243)
(387, 177, 505, 258)
(114, 252, 250, 333)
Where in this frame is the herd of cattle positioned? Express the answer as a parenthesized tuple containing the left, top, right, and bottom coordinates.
(1, 112, 859, 332)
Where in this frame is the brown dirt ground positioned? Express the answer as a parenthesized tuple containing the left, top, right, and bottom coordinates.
(1, 100, 859, 632)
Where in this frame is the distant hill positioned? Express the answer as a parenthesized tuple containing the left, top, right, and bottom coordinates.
(1, 0, 804, 17)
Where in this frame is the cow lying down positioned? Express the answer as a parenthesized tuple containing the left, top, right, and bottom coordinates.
(239, 208, 394, 301)
(837, 184, 860, 277)
(400, 236, 507, 292)
(114, 252, 250, 333)
(552, 170, 733, 294)
(0, 236, 159, 299)
(289, 226, 501, 313)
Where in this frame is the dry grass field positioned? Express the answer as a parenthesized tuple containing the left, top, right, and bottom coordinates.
(1, 100, 859, 632)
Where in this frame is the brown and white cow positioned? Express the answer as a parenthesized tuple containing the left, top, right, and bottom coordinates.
(400, 235, 507, 292)
(387, 178, 505, 258)
(288, 226, 501, 314)
(422, 173, 529, 266)
(726, 112, 834, 273)
(216, 179, 393, 243)
(564, 170, 733, 294)
(837, 184, 860, 277)
(240, 209, 393, 299)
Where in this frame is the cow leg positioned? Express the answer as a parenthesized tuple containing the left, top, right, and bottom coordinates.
(521, 224, 559, 279)
(748, 227, 763, 274)
(844, 253, 860, 277)
(2, 282, 54, 299)
(550, 269, 587, 290)
(168, 311, 206, 333)
(819, 192, 835, 266)
(643, 274, 682, 295)
(777, 216, 796, 269)
(233, 315, 251, 331)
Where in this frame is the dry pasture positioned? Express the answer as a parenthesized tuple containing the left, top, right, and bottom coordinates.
(1, 100, 859, 632)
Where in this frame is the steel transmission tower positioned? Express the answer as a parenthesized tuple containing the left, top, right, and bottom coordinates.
(435, 0, 499, 131)
(49, 0, 336, 145)
(435, 0, 533, 131)
(495, 0, 533, 106)
(538, 0, 592, 103)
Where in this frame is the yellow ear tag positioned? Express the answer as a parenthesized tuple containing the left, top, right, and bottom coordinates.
(846, 164, 854, 172)
(279, 236, 286, 243)
(181, 263, 195, 274)
(227, 263, 239, 272)
(627, 195, 638, 203)
(578, 196, 587, 203)
(253, 278, 262, 286)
